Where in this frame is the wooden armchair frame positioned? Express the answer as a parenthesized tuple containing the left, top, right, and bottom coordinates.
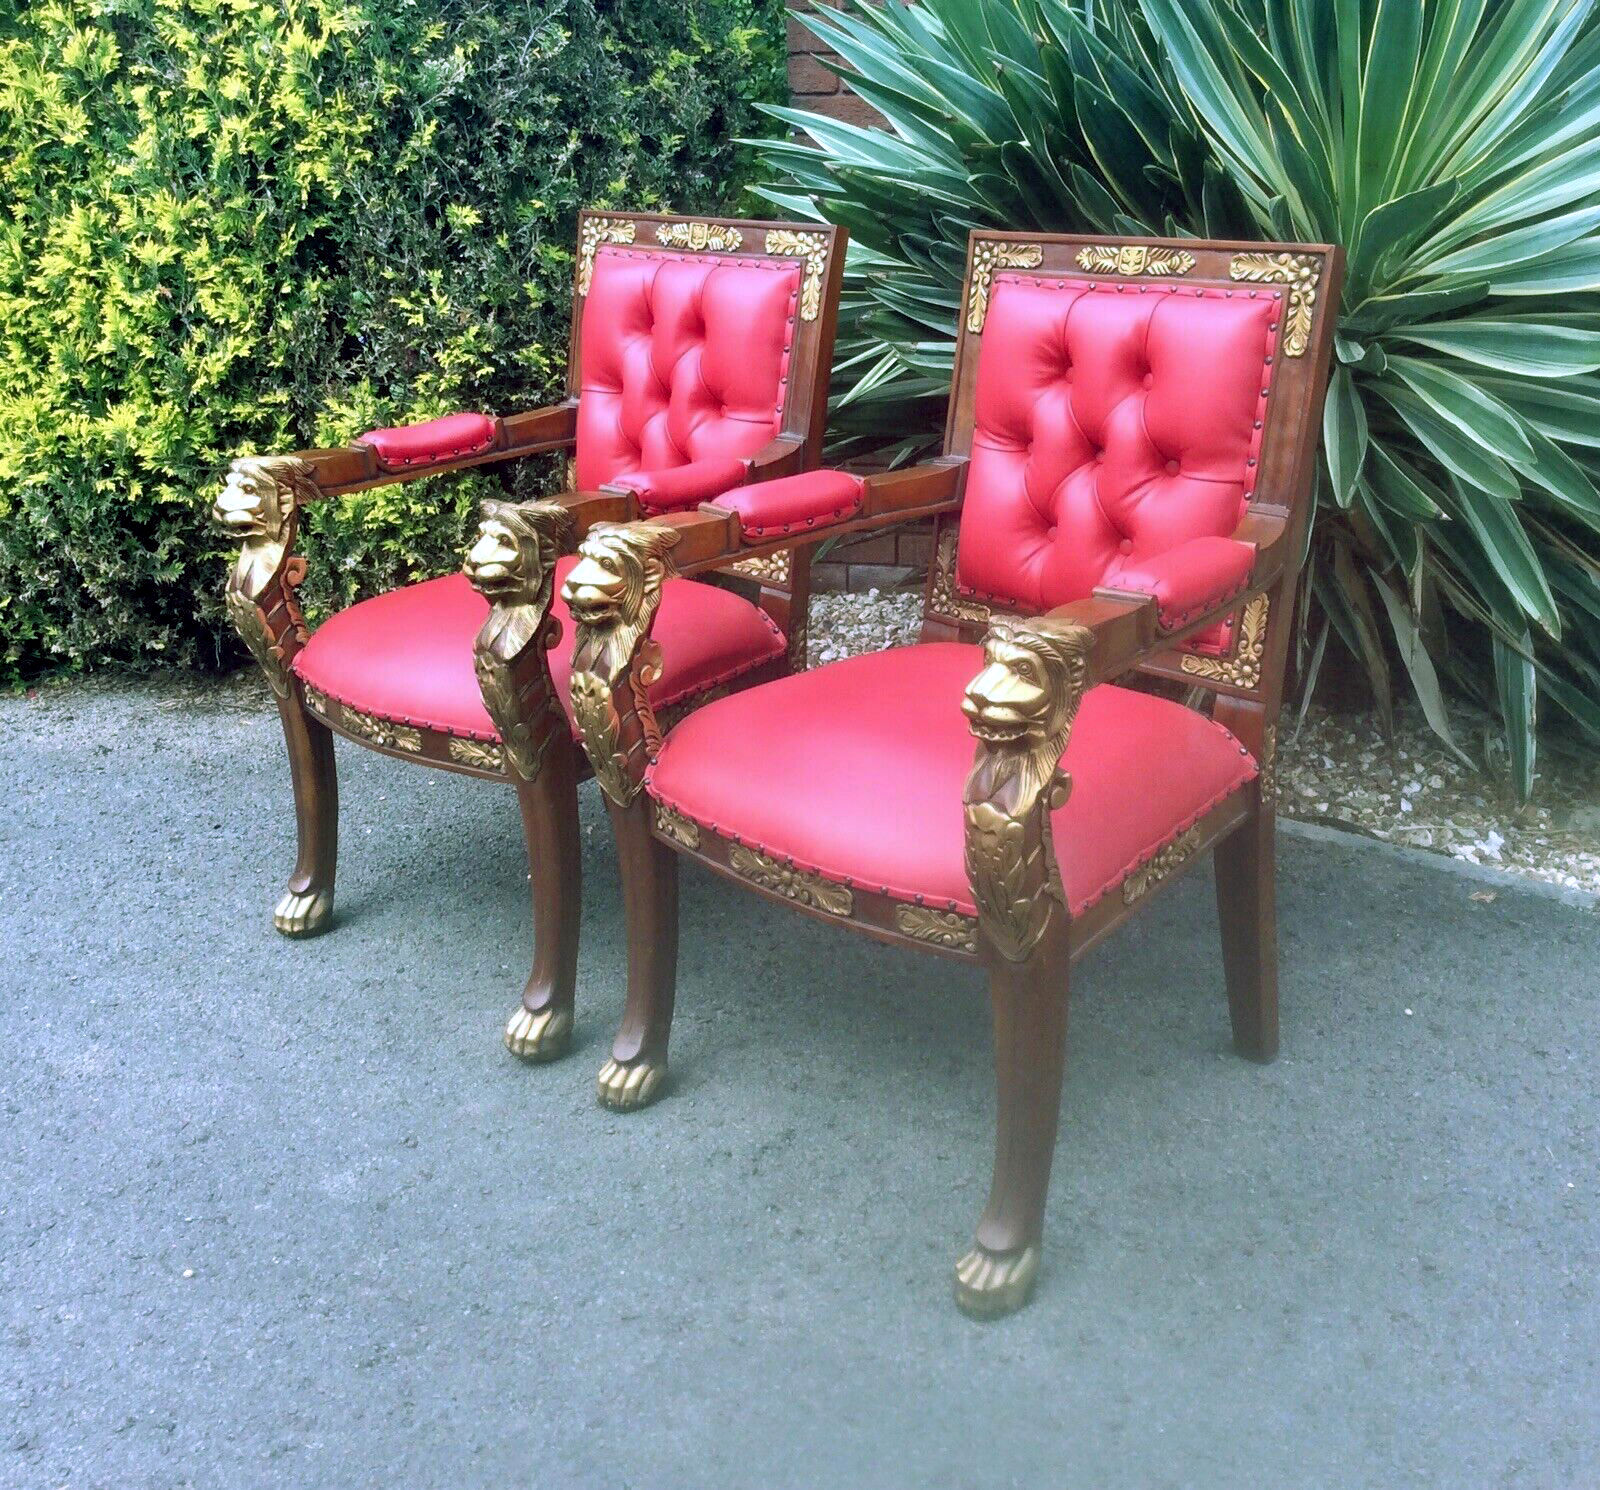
(564, 231, 1342, 1315)
(213, 211, 846, 1059)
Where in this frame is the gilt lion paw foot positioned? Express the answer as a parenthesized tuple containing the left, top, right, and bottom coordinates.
(953, 1243, 1040, 1320)
(503, 1004, 573, 1063)
(596, 1056, 665, 1111)
(273, 887, 333, 937)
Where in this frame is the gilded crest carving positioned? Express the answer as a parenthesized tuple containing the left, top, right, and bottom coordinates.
(966, 240, 1043, 333)
(928, 527, 989, 626)
(656, 221, 744, 253)
(1074, 245, 1196, 278)
(1229, 252, 1319, 356)
(961, 616, 1093, 961)
(1179, 592, 1269, 690)
(465, 499, 575, 781)
(894, 904, 978, 953)
(764, 228, 828, 320)
(563, 522, 681, 806)
(578, 216, 637, 296)
(1121, 826, 1203, 903)
(727, 844, 854, 916)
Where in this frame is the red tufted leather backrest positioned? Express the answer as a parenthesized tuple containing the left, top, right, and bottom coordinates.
(955, 276, 1279, 613)
(573, 246, 802, 491)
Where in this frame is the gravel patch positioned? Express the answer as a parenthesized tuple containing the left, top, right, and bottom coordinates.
(807, 587, 1600, 898)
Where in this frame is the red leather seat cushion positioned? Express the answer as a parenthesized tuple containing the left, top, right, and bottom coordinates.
(293, 562, 785, 742)
(358, 412, 498, 470)
(647, 644, 1256, 916)
(954, 278, 1279, 616)
(573, 246, 801, 492)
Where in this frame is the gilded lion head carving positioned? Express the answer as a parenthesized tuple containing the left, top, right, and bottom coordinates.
(466, 499, 572, 609)
(562, 521, 680, 641)
(213, 455, 318, 543)
(962, 616, 1093, 749)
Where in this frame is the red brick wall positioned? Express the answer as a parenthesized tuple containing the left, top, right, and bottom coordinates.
(787, 1, 884, 129)
(789, 2, 931, 591)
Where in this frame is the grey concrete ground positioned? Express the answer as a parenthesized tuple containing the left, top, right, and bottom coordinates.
(2, 675, 1597, 1490)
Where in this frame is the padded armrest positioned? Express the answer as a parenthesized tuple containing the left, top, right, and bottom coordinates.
(715, 470, 864, 539)
(358, 412, 500, 471)
(606, 457, 750, 512)
(1102, 536, 1256, 632)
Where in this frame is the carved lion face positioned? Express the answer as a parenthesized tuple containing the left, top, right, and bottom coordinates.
(561, 523, 679, 630)
(213, 456, 299, 540)
(962, 618, 1091, 746)
(464, 500, 572, 608)
(465, 516, 536, 602)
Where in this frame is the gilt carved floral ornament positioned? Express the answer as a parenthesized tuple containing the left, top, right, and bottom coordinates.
(1074, 244, 1196, 277)
(966, 240, 1043, 333)
(577, 216, 636, 296)
(1229, 251, 1319, 356)
(764, 228, 829, 320)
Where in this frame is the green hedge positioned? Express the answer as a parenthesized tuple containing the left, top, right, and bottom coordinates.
(0, 0, 784, 682)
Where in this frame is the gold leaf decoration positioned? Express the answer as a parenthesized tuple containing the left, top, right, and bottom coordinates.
(339, 707, 423, 754)
(653, 802, 701, 850)
(727, 844, 854, 916)
(764, 228, 829, 320)
(894, 904, 978, 952)
(448, 737, 506, 773)
(1121, 826, 1204, 904)
(300, 683, 332, 717)
(962, 617, 1093, 961)
(727, 548, 792, 586)
(966, 240, 1044, 333)
(1074, 245, 1196, 277)
(928, 527, 989, 626)
(568, 669, 631, 805)
(655, 221, 744, 253)
(1179, 593, 1269, 690)
(577, 216, 637, 296)
(224, 588, 292, 698)
(1257, 723, 1278, 807)
(1229, 251, 1319, 356)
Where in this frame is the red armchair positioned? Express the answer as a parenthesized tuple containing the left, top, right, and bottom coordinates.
(564, 233, 1342, 1316)
(212, 212, 845, 1061)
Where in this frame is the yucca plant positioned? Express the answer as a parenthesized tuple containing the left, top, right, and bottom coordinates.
(755, 0, 1600, 797)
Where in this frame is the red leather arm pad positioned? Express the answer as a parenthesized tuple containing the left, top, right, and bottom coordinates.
(608, 457, 750, 512)
(357, 412, 498, 471)
(715, 470, 864, 540)
(1103, 536, 1257, 631)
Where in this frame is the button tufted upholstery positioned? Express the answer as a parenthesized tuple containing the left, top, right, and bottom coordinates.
(955, 278, 1279, 616)
(292, 563, 786, 743)
(647, 644, 1258, 917)
(573, 247, 801, 502)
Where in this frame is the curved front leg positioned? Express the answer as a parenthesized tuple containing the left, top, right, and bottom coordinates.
(466, 500, 581, 1061)
(562, 522, 683, 1108)
(214, 456, 338, 936)
(957, 615, 1093, 1319)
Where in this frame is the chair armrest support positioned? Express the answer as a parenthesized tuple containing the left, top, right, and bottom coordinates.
(261, 401, 581, 497)
(616, 456, 968, 578)
(463, 500, 576, 782)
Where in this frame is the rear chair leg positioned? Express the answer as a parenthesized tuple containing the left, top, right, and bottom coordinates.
(1214, 791, 1279, 1061)
(597, 796, 678, 1111)
(956, 944, 1071, 1320)
(503, 738, 582, 1062)
(273, 687, 338, 936)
